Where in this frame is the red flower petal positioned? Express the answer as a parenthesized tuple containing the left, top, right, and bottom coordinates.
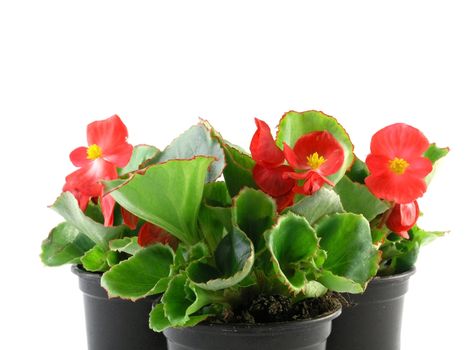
(103, 142, 133, 168)
(253, 164, 296, 197)
(138, 223, 178, 249)
(365, 123, 432, 204)
(69, 147, 92, 167)
(405, 157, 433, 178)
(370, 123, 430, 160)
(285, 169, 334, 195)
(292, 131, 344, 175)
(87, 115, 130, 157)
(275, 191, 295, 212)
(282, 170, 310, 180)
(365, 172, 427, 204)
(121, 208, 139, 230)
(283, 143, 308, 170)
(250, 118, 284, 167)
(386, 201, 419, 239)
(64, 159, 118, 199)
(302, 171, 333, 194)
(101, 193, 115, 227)
(366, 154, 390, 176)
(62, 183, 90, 211)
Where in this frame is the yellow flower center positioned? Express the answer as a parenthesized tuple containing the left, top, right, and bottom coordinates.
(307, 152, 326, 170)
(87, 144, 103, 160)
(388, 157, 410, 175)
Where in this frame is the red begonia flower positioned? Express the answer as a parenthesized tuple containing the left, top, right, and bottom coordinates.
(121, 208, 139, 230)
(63, 115, 133, 226)
(252, 164, 295, 198)
(386, 201, 419, 239)
(365, 123, 432, 204)
(62, 174, 91, 211)
(250, 118, 296, 211)
(275, 191, 296, 212)
(283, 131, 344, 195)
(138, 223, 178, 249)
(250, 118, 285, 167)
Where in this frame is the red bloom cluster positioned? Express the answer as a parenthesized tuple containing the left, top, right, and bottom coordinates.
(250, 118, 296, 211)
(63, 115, 133, 226)
(283, 131, 344, 194)
(250, 118, 344, 211)
(365, 123, 432, 238)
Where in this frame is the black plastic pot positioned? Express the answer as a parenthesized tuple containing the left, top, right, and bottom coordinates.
(163, 308, 341, 350)
(326, 268, 415, 350)
(72, 265, 167, 350)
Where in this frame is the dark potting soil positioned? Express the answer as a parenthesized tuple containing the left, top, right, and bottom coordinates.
(208, 293, 341, 324)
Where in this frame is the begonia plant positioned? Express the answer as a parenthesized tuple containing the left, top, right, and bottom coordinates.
(41, 110, 447, 331)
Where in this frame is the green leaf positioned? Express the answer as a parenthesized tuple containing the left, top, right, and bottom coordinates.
(266, 213, 322, 294)
(411, 226, 445, 246)
(346, 157, 369, 184)
(317, 271, 364, 294)
(233, 188, 276, 249)
(162, 274, 217, 326)
(118, 145, 160, 175)
(276, 110, 354, 183)
(187, 227, 254, 291)
(149, 303, 172, 332)
(155, 124, 225, 182)
(424, 143, 449, 164)
(334, 176, 390, 221)
(379, 226, 446, 275)
(84, 202, 104, 223)
(424, 143, 449, 184)
(107, 157, 214, 245)
(81, 245, 110, 272)
(198, 182, 233, 251)
(286, 188, 343, 225)
(302, 281, 328, 298)
(109, 236, 142, 256)
(205, 122, 257, 197)
(203, 181, 232, 207)
(198, 204, 232, 253)
(101, 244, 174, 300)
(371, 227, 389, 244)
(316, 213, 379, 293)
(173, 242, 211, 274)
(40, 222, 95, 266)
(51, 192, 126, 248)
(222, 142, 258, 197)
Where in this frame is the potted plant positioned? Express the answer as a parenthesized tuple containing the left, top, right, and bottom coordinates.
(97, 111, 380, 350)
(326, 122, 448, 350)
(40, 115, 168, 350)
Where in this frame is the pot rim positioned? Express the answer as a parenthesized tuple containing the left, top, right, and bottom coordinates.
(173, 305, 342, 332)
(71, 264, 102, 280)
(373, 267, 416, 284)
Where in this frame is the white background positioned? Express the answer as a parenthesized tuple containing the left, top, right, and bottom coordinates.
(1, 1, 466, 349)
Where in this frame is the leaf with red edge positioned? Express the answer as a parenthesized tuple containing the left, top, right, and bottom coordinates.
(334, 175, 389, 221)
(106, 157, 214, 245)
(153, 124, 225, 182)
(51, 192, 125, 248)
(118, 144, 160, 176)
(204, 121, 258, 197)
